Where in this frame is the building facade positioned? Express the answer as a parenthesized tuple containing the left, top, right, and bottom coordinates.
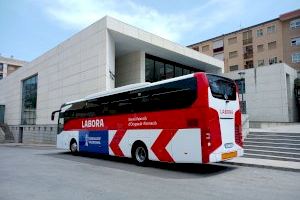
(0, 16, 223, 144)
(0, 56, 27, 80)
(189, 9, 300, 72)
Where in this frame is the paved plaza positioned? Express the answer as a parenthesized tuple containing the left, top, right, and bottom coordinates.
(0, 145, 299, 200)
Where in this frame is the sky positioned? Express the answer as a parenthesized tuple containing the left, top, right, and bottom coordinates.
(0, 0, 299, 61)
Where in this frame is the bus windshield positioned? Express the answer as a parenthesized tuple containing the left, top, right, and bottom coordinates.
(206, 74, 236, 100)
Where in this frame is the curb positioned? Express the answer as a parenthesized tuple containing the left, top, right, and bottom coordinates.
(249, 128, 300, 134)
(221, 161, 300, 173)
(0, 143, 56, 148)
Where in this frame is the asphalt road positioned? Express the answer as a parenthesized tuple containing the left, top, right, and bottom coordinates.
(0, 145, 299, 200)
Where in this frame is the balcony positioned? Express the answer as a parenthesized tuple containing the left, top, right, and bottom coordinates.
(213, 46, 224, 53)
(243, 53, 253, 59)
(243, 38, 253, 45)
(244, 60, 254, 69)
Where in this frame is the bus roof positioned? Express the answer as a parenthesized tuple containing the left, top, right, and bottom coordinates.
(64, 73, 197, 105)
(85, 82, 151, 100)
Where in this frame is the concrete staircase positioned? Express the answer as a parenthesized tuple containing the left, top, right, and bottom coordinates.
(243, 131, 300, 162)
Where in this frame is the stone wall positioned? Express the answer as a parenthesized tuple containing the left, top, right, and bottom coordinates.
(0, 127, 5, 143)
(242, 114, 250, 139)
(8, 125, 57, 144)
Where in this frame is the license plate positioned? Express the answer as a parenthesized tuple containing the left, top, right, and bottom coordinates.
(222, 151, 237, 160)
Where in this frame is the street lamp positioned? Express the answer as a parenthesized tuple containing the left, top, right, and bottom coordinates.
(238, 71, 246, 114)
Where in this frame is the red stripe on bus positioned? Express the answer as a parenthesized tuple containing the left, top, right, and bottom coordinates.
(109, 130, 126, 157)
(151, 129, 177, 162)
(194, 73, 211, 163)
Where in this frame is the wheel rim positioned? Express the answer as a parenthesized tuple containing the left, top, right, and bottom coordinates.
(135, 147, 146, 163)
(71, 142, 77, 152)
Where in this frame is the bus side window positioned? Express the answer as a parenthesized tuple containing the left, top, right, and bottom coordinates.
(131, 95, 150, 113)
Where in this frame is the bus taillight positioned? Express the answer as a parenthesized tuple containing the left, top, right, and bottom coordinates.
(235, 125, 243, 147)
(234, 110, 243, 147)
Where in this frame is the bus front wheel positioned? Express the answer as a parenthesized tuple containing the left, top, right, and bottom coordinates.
(132, 142, 148, 166)
(70, 139, 78, 155)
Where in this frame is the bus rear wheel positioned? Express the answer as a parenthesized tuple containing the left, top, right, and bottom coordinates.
(132, 142, 148, 166)
(70, 139, 78, 155)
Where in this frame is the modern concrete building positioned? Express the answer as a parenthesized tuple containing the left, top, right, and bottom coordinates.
(0, 55, 27, 80)
(188, 9, 300, 72)
(224, 63, 298, 123)
(0, 16, 223, 144)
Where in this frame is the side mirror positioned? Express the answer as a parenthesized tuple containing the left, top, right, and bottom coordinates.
(51, 110, 60, 121)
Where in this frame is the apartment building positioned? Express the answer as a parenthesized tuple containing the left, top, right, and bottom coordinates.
(189, 9, 300, 72)
(0, 55, 27, 80)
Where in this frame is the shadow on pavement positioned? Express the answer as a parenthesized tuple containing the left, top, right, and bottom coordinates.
(43, 151, 237, 179)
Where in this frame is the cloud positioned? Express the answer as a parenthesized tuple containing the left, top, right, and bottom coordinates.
(42, 0, 245, 43)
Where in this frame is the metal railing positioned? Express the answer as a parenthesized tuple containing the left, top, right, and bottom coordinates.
(243, 38, 253, 45)
(243, 53, 253, 59)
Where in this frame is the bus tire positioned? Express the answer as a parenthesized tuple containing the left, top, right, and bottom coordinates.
(70, 139, 78, 155)
(132, 142, 148, 166)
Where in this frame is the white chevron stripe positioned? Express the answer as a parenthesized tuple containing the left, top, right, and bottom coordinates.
(108, 129, 202, 163)
(166, 129, 202, 163)
(118, 129, 162, 160)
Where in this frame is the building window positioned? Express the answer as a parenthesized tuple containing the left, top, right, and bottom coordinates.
(145, 58, 155, 82)
(182, 69, 189, 75)
(202, 45, 209, 52)
(21, 75, 38, 125)
(243, 30, 253, 45)
(192, 46, 199, 51)
(290, 19, 300, 29)
(243, 45, 253, 59)
(174, 66, 182, 77)
(0, 73, 3, 80)
(212, 39, 224, 53)
(0, 63, 3, 72)
(267, 25, 276, 33)
(291, 37, 300, 46)
(245, 60, 254, 69)
(258, 59, 265, 67)
(257, 44, 264, 52)
(268, 41, 277, 50)
(213, 53, 224, 61)
(235, 79, 245, 94)
(145, 54, 200, 82)
(229, 51, 238, 59)
(269, 57, 277, 65)
(292, 52, 300, 63)
(165, 64, 174, 79)
(228, 37, 237, 45)
(256, 29, 263, 37)
(155, 61, 165, 80)
(229, 65, 239, 71)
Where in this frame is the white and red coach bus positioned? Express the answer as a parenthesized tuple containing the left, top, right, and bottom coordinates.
(51, 72, 243, 165)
